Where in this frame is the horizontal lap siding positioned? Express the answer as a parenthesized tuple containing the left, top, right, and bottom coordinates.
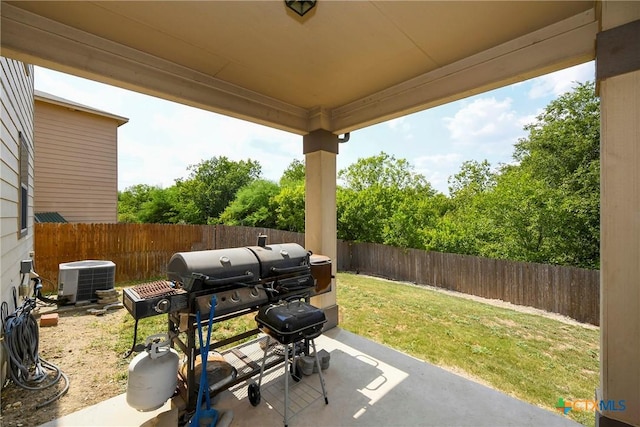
(1, 58, 34, 388)
(1, 57, 34, 278)
(34, 101, 119, 223)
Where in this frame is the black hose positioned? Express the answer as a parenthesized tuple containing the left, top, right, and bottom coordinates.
(2, 296, 69, 407)
(123, 317, 141, 358)
(33, 277, 69, 306)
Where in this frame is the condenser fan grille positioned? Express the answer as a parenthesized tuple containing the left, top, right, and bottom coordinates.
(76, 267, 115, 301)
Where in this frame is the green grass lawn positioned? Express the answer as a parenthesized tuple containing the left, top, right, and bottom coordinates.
(337, 272, 599, 427)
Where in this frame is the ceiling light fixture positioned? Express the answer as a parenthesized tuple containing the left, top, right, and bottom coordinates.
(285, 0, 316, 17)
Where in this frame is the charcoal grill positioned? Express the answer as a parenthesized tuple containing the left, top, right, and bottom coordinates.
(255, 300, 326, 344)
(250, 300, 328, 427)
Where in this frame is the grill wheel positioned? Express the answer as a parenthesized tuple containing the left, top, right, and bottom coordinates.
(248, 383, 260, 406)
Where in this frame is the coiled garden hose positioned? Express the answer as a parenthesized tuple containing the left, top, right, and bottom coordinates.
(2, 294, 69, 408)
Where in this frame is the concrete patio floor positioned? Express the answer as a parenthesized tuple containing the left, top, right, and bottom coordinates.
(40, 327, 581, 427)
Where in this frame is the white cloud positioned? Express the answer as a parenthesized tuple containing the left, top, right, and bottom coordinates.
(414, 153, 462, 167)
(528, 62, 595, 99)
(443, 97, 524, 154)
(387, 117, 405, 130)
(517, 112, 538, 129)
(445, 97, 515, 141)
(385, 116, 413, 139)
(420, 169, 449, 192)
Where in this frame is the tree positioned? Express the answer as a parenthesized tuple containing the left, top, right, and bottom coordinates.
(337, 152, 436, 243)
(515, 82, 599, 192)
(138, 186, 180, 224)
(118, 184, 181, 223)
(337, 186, 392, 242)
(448, 159, 495, 199)
(174, 156, 262, 224)
(118, 184, 154, 223)
(274, 183, 306, 232)
(219, 180, 279, 228)
(433, 82, 600, 268)
(219, 160, 308, 231)
(477, 166, 561, 262)
(513, 81, 600, 267)
(279, 159, 305, 186)
(383, 192, 449, 249)
(338, 152, 429, 191)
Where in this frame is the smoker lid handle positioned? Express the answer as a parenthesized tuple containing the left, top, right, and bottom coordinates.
(270, 265, 309, 275)
(202, 271, 255, 285)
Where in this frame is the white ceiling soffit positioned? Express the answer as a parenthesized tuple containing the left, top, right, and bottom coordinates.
(1, 1, 597, 135)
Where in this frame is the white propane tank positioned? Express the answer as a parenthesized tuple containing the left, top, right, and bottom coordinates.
(126, 334, 179, 412)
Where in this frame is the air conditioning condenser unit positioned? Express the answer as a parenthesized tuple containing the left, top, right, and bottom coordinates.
(58, 260, 116, 304)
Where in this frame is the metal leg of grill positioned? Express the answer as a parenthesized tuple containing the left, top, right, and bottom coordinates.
(311, 339, 328, 404)
(257, 337, 270, 388)
(284, 343, 290, 427)
(252, 337, 328, 427)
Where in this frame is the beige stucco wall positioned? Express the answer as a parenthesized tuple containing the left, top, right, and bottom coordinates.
(0, 57, 35, 385)
(33, 100, 119, 223)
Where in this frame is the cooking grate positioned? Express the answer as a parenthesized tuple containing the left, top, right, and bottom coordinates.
(130, 280, 179, 299)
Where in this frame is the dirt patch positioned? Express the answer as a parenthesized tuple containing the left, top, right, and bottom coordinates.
(1, 306, 130, 427)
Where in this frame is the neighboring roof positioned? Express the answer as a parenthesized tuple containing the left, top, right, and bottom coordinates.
(34, 90, 129, 127)
(34, 212, 68, 223)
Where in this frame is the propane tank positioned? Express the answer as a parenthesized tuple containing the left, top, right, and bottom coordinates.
(126, 333, 179, 412)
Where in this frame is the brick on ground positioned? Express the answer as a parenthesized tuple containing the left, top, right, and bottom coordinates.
(40, 313, 59, 327)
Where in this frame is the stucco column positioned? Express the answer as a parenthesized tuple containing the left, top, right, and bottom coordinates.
(304, 129, 338, 329)
(597, 3, 640, 427)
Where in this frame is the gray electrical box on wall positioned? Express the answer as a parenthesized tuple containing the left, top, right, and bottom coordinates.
(20, 259, 33, 274)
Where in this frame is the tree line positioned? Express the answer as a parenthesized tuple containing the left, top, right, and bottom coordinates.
(119, 82, 599, 269)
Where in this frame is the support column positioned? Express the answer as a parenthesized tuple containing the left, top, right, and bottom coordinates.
(597, 3, 640, 427)
(304, 129, 339, 329)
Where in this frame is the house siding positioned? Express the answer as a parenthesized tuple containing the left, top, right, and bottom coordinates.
(34, 101, 118, 223)
(0, 57, 35, 385)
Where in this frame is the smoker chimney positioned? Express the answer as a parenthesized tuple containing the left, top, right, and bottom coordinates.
(257, 234, 267, 248)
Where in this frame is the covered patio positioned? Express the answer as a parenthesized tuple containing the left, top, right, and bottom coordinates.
(2, 1, 639, 426)
(41, 327, 579, 427)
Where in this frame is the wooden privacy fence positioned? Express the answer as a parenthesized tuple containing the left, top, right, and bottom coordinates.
(34, 223, 599, 325)
(34, 223, 215, 286)
(342, 242, 599, 325)
(34, 223, 305, 288)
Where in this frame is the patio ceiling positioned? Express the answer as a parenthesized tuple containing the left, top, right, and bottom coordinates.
(1, 1, 597, 134)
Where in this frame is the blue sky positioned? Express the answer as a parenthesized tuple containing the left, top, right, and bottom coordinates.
(34, 61, 594, 195)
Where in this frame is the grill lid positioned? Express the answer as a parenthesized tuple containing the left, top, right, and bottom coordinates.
(167, 247, 260, 286)
(248, 243, 310, 278)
